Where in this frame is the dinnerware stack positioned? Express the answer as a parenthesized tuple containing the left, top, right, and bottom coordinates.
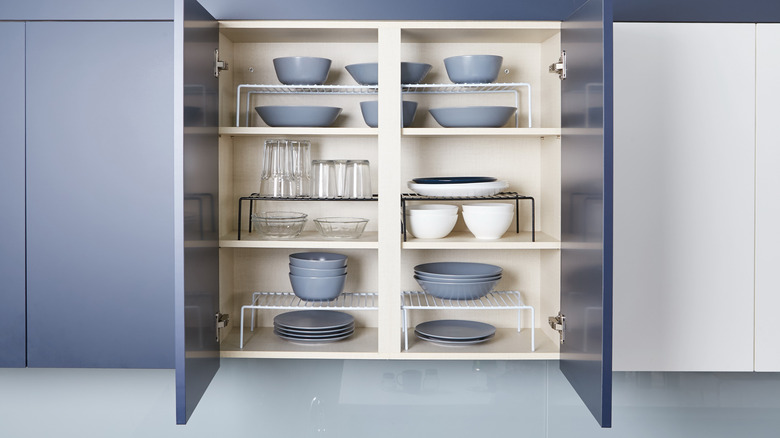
(413, 262, 502, 300)
(288, 252, 348, 301)
(274, 310, 355, 343)
(405, 204, 459, 239)
(462, 203, 515, 240)
(414, 319, 496, 345)
(407, 176, 508, 197)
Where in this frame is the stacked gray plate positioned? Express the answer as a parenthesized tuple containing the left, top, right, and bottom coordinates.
(414, 262, 502, 300)
(414, 319, 496, 345)
(273, 310, 355, 343)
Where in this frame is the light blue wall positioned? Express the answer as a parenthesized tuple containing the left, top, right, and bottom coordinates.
(1, 360, 779, 436)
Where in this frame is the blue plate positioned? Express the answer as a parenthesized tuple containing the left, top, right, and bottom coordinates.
(411, 176, 497, 185)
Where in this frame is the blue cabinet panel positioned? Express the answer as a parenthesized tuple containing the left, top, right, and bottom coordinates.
(25, 21, 175, 368)
(176, 0, 221, 424)
(560, 0, 613, 428)
(197, 0, 583, 20)
(0, 0, 172, 20)
(614, 0, 780, 23)
(0, 22, 27, 368)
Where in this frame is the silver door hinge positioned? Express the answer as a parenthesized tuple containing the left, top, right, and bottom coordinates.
(549, 51, 566, 80)
(216, 312, 230, 342)
(215, 49, 229, 78)
(548, 312, 565, 344)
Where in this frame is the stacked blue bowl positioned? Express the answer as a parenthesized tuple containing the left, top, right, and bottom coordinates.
(289, 252, 348, 301)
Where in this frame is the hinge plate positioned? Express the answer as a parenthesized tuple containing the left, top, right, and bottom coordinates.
(214, 49, 228, 78)
(548, 312, 565, 344)
(548, 50, 566, 80)
(216, 312, 229, 342)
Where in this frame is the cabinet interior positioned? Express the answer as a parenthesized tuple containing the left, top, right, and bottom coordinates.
(215, 21, 563, 360)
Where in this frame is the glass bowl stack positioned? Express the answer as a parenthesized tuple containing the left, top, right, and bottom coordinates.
(288, 252, 348, 301)
(251, 211, 307, 238)
(413, 262, 502, 300)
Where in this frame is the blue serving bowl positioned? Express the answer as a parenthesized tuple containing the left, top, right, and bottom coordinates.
(359, 100, 418, 127)
(273, 56, 331, 85)
(289, 273, 346, 301)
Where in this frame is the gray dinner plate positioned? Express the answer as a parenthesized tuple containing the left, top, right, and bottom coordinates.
(273, 310, 354, 330)
(274, 328, 354, 343)
(414, 319, 496, 340)
(414, 262, 503, 279)
(274, 322, 355, 336)
(414, 330, 495, 345)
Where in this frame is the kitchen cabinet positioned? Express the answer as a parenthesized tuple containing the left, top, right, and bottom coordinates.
(754, 24, 780, 372)
(612, 23, 757, 371)
(177, 0, 612, 426)
(0, 22, 26, 368)
(24, 21, 175, 368)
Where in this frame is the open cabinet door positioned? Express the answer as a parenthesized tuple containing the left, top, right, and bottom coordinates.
(174, 0, 221, 424)
(559, 0, 613, 428)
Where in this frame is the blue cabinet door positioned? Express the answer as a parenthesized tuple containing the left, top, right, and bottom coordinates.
(175, 0, 221, 424)
(25, 21, 175, 368)
(559, 0, 613, 428)
(0, 22, 26, 368)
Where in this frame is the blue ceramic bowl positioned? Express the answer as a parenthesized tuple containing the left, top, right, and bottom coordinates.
(359, 100, 418, 127)
(273, 56, 331, 85)
(289, 273, 346, 301)
(289, 252, 348, 269)
(255, 105, 342, 127)
(429, 106, 516, 128)
(345, 62, 432, 85)
(443, 55, 503, 83)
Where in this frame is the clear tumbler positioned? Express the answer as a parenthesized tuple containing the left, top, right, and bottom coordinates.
(344, 160, 372, 199)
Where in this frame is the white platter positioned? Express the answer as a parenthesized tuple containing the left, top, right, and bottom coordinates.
(407, 180, 509, 197)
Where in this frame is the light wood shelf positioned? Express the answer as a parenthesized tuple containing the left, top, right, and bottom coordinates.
(220, 231, 379, 249)
(402, 231, 560, 250)
(219, 127, 378, 137)
(402, 128, 561, 137)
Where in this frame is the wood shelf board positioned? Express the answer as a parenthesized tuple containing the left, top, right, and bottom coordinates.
(220, 327, 379, 359)
(402, 128, 561, 137)
(220, 231, 380, 249)
(399, 328, 559, 359)
(219, 127, 378, 136)
(402, 231, 560, 249)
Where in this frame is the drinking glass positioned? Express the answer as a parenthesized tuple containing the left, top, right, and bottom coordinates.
(289, 140, 311, 197)
(345, 160, 372, 199)
(333, 159, 348, 198)
(311, 160, 336, 198)
(259, 139, 294, 197)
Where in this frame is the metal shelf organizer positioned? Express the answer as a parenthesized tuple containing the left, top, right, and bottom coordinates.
(237, 193, 379, 240)
(401, 192, 535, 242)
(401, 291, 535, 351)
(239, 292, 378, 349)
(236, 83, 532, 128)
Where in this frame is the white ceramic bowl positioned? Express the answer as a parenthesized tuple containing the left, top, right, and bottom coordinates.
(407, 204, 459, 215)
(462, 203, 515, 213)
(462, 210, 514, 240)
(406, 213, 458, 239)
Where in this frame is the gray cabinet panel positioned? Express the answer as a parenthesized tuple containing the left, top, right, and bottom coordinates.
(26, 21, 174, 368)
(0, 22, 27, 368)
(0, 0, 172, 20)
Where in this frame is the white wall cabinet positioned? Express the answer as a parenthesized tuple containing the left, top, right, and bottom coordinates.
(754, 23, 780, 372)
(614, 22, 780, 372)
